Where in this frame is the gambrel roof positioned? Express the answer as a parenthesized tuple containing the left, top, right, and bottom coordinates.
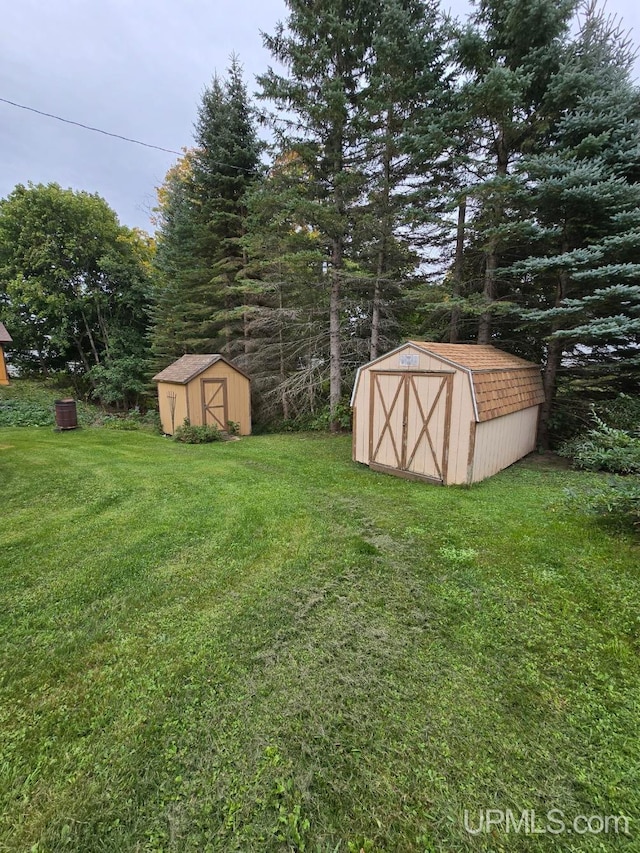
(153, 354, 250, 385)
(351, 341, 545, 422)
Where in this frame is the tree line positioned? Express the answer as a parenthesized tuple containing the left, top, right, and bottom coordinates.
(1, 0, 639, 443)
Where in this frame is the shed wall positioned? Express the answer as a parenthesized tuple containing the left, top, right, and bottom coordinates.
(0, 346, 8, 385)
(157, 384, 188, 435)
(352, 346, 475, 484)
(471, 406, 539, 482)
(185, 362, 251, 435)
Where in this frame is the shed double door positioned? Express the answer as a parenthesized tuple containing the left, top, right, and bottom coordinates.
(369, 371, 452, 483)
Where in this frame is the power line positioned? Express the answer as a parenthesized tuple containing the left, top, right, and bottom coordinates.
(0, 96, 256, 172)
(0, 96, 183, 156)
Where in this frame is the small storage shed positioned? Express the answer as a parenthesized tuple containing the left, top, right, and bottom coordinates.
(351, 341, 545, 485)
(153, 354, 251, 436)
(0, 322, 12, 386)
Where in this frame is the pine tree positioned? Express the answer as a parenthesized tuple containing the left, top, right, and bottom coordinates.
(152, 59, 261, 364)
(454, 0, 576, 343)
(241, 154, 328, 422)
(258, 0, 375, 430)
(356, 0, 451, 359)
(151, 152, 199, 362)
(258, 0, 457, 427)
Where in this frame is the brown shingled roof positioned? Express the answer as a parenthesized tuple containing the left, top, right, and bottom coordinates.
(0, 322, 12, 344)
(471, 367, 545, 421)
(407, 341, 545, 422)
(153, 354, 250, 384)
(407, 341, 537, 372)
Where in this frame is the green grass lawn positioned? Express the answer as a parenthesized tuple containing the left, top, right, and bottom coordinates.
(0, 426, 638, 852)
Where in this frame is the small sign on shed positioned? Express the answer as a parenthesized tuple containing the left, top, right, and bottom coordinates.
(398, 353, 419, 368)
(153, 354, 251, 436)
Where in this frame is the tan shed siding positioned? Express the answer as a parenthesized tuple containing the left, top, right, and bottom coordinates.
(185, 362, 251, 434)
(370, 346, 454, 375)
(445, 370, 475, 484)
(0, 346, 8, 385)
(230, 377, 251, 435)
(354, 373, 371, 463)
(471, 406, 539, 482)
(158, 384, 188, 435)
(186, 375, 204, 426)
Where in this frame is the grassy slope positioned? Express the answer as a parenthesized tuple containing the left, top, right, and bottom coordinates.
(0, 427, 638, 852)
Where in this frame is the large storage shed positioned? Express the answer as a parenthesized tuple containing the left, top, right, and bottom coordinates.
(351, 341, 545, 485)
(154, 354, 251, 436)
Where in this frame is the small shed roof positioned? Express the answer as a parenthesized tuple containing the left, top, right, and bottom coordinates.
(352, 341, 545, 422)
(153, 354, 250, 385)
(0, 322, 12, 344)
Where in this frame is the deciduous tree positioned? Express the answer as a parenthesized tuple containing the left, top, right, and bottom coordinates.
(0, 182, 153, 406)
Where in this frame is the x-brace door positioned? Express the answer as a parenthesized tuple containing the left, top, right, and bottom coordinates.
(201, 379, 228, 430)
(369, 371, 452, 483)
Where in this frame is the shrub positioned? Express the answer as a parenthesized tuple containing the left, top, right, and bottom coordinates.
(561, 410, 640, 533)
(558, 414, 640, 475)
(101, 409, 162, 433)
(547, 390, 640, 447)
(597, 394, 640, 433)
(0, 398, 53, 427)
(173, 420, 223, 444)
(0, 379, 102, 427)
(586, 478, 640, 528)
(567, 478, 640, 532)
(275, 400, 353, 433)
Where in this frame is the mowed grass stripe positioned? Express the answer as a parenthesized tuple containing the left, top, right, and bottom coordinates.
(0, 429, 638, 851)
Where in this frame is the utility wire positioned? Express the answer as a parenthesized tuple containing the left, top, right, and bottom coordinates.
(0, 96, 256, 172)
(0, 96, 183, 156)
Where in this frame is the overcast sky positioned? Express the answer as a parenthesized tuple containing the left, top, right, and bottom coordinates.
(1, 0, 638, 233)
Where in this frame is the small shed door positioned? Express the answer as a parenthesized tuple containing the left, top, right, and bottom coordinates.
(201, 379, 228, 430)
(369, 371, 452, 483)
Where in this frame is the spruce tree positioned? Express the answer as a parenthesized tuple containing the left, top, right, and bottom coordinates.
(152, 59, 261, 364)
(258, 0, 456, 427)
(241, 155, 328, 422)
(508, 3, 640, 445)
(258, 0, 375, 430)
(357, 0, 451, 359)
(151, 152, 198, 362)
(454, 0, 576, 343)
